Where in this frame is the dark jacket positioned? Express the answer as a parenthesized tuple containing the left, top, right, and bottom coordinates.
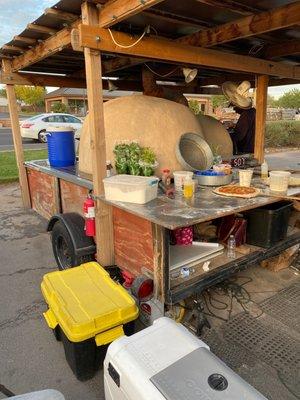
(233, 108, 256, 154)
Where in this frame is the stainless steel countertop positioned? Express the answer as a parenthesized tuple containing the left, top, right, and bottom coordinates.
(25, 160, 93, 190)
(97, 188, 283, 230)
(25, 160, 294, 230)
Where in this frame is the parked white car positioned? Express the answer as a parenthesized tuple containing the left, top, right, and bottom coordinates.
(20, 113, 83, 142)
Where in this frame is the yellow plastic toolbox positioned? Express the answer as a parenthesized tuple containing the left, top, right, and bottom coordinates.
(41, 262, 138, 380)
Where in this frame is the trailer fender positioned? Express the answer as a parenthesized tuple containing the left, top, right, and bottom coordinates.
(47, 213, 96, 257)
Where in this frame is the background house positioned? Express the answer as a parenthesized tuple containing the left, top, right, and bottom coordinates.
(0, 96, 9, 113)
(184, 94, 213, 115)
(45, 88, 139, 116)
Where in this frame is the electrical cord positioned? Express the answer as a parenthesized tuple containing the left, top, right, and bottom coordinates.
(144, 63, 180, 78)
(201, 276, 267, 322)
(108, 26, 148, 48)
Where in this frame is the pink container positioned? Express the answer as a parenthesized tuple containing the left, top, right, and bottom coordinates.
(174, 227, 193, 246)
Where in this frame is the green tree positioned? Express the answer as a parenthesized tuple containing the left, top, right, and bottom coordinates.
(14, 85, 46, 111)
(211, 95, 228, 109)
(188, 99, 201, 115)
(51, 102, 68, 113)
(267, 94, 277, 107)
(276, 88, 300, 109)
(0, 87, 7, 97)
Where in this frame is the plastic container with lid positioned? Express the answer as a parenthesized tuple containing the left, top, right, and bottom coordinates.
(269, 171, 291, 192)
(103, 175, 159, 204)
(46, 126, 75, 168)
(41, 262, 138, 380)
(9, 390, 65, 400)
(104, 317, 267, 400)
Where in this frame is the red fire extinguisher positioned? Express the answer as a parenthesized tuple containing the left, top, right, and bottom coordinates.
(83, 193, 96, 236)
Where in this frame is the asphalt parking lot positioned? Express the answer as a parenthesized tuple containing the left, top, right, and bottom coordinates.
(0, 182, 299, 400)
(0, 184, 103, 400)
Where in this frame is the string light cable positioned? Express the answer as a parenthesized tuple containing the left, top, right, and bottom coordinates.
(144, 63, 180, 78)
(108, 26, 149, 49)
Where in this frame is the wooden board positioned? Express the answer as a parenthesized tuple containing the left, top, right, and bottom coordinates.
(60, 179, 89, 215)
(78, 24, 300, 79)
(254, 75, 269, 163)
(177, 2, 300, 48)
(27, 169, 60, 219)
(83, 1, 114, 266)
(113, 207, 154, 276)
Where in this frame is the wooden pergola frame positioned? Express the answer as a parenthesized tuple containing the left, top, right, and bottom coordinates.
(1, 0, 299, 265)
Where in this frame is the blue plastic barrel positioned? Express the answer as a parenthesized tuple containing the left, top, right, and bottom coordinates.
(46, 127, 76, 168)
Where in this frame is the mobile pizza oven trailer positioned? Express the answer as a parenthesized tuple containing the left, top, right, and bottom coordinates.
(1, 0, 300, 330)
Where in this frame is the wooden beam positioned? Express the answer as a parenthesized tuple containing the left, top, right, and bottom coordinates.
(2, 60, 31, 208)
(13, 36, 37, 45)
(0, 71, 85, 88)
(44, 8, 78, 23)
(265, 39, 300, 59)
(11, 20, 79, 72)
(0, 70, 142, 90)
(26, 23, 57, 35)
(194, 0, 260, 15)
(200, 73, 300, 87)
(78, 25, 300, 79)
(254, 75, 269, 163)
(103, 56, 148, 73)
(98, 0, 165, 28)
(2, 45, 24, 53)
(142, 9, 212, 29)
(0, 54, 13, 60)
(82, 1, 114, 266)
(178, 2, 300, 47)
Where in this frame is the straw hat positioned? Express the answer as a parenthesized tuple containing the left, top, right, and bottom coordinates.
(222, 81, 252, 109)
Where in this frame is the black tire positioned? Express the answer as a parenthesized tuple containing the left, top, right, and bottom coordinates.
(51, 221, 94, 270)
(38, 130, 47, 143)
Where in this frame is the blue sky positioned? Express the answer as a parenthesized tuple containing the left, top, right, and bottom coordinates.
(0, 0, 55, 46)
(0, 0, 299, 97)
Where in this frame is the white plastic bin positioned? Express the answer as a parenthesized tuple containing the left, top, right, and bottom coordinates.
(104, 317, 267, 400)
(103, 175, 159, 204)
(10, 390, 65, 400)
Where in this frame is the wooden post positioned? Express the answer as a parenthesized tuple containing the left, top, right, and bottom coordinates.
(254, 75, 269, 163)
(82, 1, 114, 266)
(2, 59, 31, 208)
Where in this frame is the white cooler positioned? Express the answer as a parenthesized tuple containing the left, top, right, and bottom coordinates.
(104, 317, 267, 400)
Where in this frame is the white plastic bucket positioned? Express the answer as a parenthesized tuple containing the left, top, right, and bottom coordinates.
(239, 169, 253, 187)
(269, 171, 291, 192)
(173, 171, 193, 191)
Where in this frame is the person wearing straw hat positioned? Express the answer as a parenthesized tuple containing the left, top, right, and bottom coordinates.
(222, 81, 256, 154)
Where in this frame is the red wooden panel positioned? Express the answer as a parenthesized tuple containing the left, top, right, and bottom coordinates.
(113, 207, 154, 276)
(60, 180, 89, 216)
(27, 169, 58, 220)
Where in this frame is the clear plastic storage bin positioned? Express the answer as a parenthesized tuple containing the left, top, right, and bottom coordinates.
(103, 175, 159, 204)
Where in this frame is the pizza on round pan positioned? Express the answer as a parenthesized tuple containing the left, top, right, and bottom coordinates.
(213, 185, 260, 198)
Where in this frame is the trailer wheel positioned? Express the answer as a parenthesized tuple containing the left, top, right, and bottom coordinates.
(51, 220, 93, 270)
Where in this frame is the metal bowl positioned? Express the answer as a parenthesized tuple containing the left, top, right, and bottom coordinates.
(195, 173, 233, 186)
(176, 133, 214, 171)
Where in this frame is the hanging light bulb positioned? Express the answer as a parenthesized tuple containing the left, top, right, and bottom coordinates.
(182, 68, 198, 83)
(108, 80, 118, 91)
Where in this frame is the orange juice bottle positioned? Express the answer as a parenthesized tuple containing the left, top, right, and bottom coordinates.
(183, 178, 194, 198)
